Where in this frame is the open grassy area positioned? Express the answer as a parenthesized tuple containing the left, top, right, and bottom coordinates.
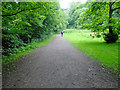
(2, 34, 56, 66)
(64, 29, 118, 73)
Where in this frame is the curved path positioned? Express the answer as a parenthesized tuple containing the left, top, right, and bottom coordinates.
(3, 34, 118, 88)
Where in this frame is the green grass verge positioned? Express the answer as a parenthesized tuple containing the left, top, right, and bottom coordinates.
(64, 29, 118, 74)
(2, 34, 56, 66)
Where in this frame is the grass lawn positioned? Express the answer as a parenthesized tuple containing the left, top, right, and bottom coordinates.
(64, 29, 118, 73)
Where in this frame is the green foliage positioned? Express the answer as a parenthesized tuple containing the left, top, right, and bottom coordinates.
(103, 33, 118, 43)
(68, 2, 88, 28)
(96, 34, 101, 38)
(68, 2, 120, 43)
(2, 2, 68, 57)
(2, 34, 24, 56)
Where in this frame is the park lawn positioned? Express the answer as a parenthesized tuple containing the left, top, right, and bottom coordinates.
(64, 29, 118, 73)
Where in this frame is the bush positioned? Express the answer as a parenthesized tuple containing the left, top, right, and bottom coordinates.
(96, 34, 101, 38)
(2, 34, 25, 56)
(103, 33, 118, 43)
(2, 34, 24, 49)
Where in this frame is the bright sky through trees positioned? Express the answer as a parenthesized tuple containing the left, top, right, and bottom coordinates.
(60, 0, 87, 9)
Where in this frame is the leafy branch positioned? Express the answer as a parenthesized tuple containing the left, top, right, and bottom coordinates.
(1, 6, 41, 17)
(112, 7, 120, 12)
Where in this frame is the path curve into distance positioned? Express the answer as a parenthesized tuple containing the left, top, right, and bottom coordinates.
(3, 34, 118, 88)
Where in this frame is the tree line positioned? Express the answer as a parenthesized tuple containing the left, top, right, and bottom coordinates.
(68, 1, 120, 43)
(2, 2, 68, 56)
(2, 1, 120, 57)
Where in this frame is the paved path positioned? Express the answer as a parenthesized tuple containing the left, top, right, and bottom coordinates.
(3, 34, 118, 88)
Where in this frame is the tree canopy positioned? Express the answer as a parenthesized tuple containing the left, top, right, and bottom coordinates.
(2, 2, 68, 56)
(67, 1, 120, 43)
(2, 1, 120, 57)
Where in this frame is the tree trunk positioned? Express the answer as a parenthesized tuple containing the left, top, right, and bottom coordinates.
(109, 2, 113, 34)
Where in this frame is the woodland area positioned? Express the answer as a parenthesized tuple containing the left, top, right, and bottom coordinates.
(2, 2, 68, 57)
(2, 1, 120, 62)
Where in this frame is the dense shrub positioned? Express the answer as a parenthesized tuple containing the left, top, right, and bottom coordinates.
(103, 33, 118, 43)
(96, 34, 101, 38)
(2, 34, 25, 56)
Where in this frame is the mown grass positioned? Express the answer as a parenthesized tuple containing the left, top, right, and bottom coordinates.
(64, 29, 119, 74)
(2, 34, 56, 66)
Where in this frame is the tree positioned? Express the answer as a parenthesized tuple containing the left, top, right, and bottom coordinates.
(67, 2, 88, 28)
(76, 2, 120, 43)
(103, 2, 120, 43)
(2, 2, 68, 56)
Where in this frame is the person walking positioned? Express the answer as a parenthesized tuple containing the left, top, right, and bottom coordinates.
(61, 30, 63, 37)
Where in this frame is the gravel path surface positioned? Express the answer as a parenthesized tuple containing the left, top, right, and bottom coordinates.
(3, 34, 118, 88)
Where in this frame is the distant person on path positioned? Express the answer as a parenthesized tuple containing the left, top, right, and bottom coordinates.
(61, 30, 64, 37)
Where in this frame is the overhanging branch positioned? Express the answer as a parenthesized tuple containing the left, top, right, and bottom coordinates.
(111, 0, 118, 5)
(112, 7, 120, 11)
(2, 10, 24, 17)
(1, 6, 41, 17)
